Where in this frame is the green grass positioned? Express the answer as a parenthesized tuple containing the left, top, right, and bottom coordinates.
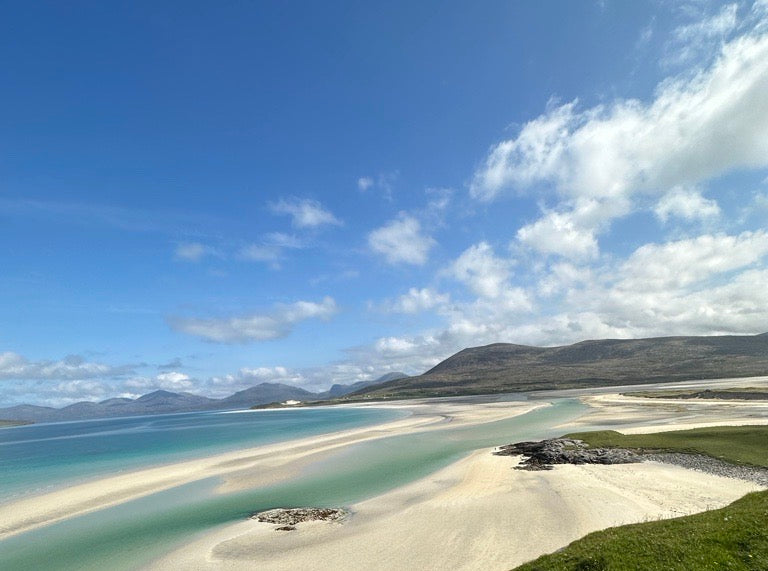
(514, 490, 768, 571)
(626, 387, 768, 400)
(511, 425, 768, 570)
(564, 425, 768, 468)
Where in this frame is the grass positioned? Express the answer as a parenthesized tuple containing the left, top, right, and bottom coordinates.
(511, 425, 768, 571)
(626, 387, 768, 400)
(564, 425, 768, 468)
(514, 490, 768, 571)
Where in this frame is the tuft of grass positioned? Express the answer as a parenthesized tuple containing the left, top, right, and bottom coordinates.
(511, 425, 768, 570)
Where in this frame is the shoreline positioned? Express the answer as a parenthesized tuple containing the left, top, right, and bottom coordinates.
(3, 383, 768, 570)
(0, 398, 544, 541)
(149, 386, 768, 571)
(149, 452, 762, 571)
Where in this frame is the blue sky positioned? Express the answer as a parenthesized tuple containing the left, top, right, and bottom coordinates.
(2, 1, 768, 406)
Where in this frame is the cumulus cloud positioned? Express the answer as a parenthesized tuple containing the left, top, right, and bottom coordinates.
(270, 198, 342, 228)
(517, 210, 599, 260)
(449, 242, 512, 298)
(387, 287, 450, 314)
(123, 372, 195, 393)
(616, 231, 768, 292)
(472, 29, 768, 203)
(471, 18, 768, 258)
(654, 187, 721, 222)
(368, 215, 436, 265)
(169, 296, 338, 343)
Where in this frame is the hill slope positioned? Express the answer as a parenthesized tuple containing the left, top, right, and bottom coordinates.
(351, 333, 768, 399)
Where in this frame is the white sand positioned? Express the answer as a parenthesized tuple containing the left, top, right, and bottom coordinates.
(567, 392, 768, 434)
(149, 450, 761, 571)
(145, 389, 768, 571)
(0, 399, 542, 540)
(5, 390, 768, 570)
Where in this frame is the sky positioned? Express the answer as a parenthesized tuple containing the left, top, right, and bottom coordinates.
(2, 0, 768, 407)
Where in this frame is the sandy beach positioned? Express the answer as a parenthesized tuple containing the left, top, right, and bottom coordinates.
(148, 384, 768, 571)
(0, 399, 542, 540)
(150, 453, 759, 571)
(3, 384, 768, 570)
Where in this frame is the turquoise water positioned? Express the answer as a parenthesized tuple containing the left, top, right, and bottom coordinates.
(0, 407, 405, 502)
(0, 399, 587, 570)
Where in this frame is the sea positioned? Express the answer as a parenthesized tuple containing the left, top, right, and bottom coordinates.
(0, 398, 586, 570)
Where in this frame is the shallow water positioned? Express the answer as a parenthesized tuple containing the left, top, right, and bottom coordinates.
(0, 406, 404, 502)
(0, 399, 586, 571)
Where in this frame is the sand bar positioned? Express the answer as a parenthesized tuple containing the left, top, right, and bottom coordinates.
(0, 399, 542, 540)
(567, 391, 768, 434)
(147, 385, 768, 570)
(149, 450, 762, 571)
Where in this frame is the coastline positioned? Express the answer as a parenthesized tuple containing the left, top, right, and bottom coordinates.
(149, 453, 760, 571)
(0, 398, 543, 541)
(149, 385, 768, 570)
(3, 383, 768, 570)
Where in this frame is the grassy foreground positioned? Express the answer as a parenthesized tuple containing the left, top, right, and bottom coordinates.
(512, 425, 768, 571)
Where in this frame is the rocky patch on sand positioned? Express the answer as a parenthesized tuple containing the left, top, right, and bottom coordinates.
(494, 438, 642, 470)
(251, 507, 348, 530)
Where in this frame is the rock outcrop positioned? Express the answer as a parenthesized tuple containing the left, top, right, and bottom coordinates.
(493, 438, 641, 470)
(251, 507, 348, 530)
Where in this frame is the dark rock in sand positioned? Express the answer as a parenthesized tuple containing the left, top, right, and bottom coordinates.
(494, 438, 641, 470)
(251, 507, 348, 526)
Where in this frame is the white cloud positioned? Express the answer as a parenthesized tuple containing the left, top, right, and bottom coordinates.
(123, 372, 195, 392)
(449, 242, 511, 298)
(538, 262, 591, 297)
(471, 20, 768, 255)
(617, 231, 768, 291)
(517, 210, 599, 260)
(0, 353, 129, 381)
(174, 242, 214, 262)
(169, 296, 338, 343)
(667, 3, 739, 66)
(357, 176, 374, 191)
(388, 287, 450, 314)
(207, 366, 306, 396)
(654, 187, 721, 222)
(357, 172, 398, 200)
(473, 28, 768, 202)
(270, 198, 342, 228)
(237, 232, 306, 265)
(368, 215, 436, 265)
(375, 336, 420, 355)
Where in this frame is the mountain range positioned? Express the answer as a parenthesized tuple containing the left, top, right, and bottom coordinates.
(0, 373, 409, 423)
(347, 332, 768, 400)
(5, 331, 768, 423)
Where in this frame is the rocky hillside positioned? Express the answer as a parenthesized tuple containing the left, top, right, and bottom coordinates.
(350, 333, 768, 399)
